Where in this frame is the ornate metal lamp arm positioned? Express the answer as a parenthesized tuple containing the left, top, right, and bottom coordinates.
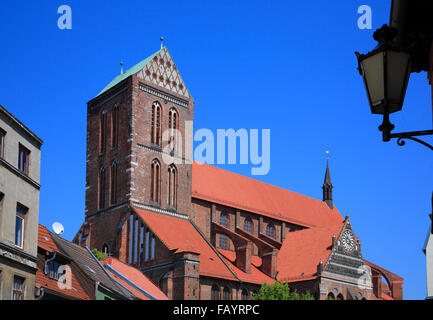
(385, 129, 433, 151)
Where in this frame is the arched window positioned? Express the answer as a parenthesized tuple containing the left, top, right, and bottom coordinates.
(102, 244, 109, 255)
(168, 164, 177, 208)
(151, 102, 162, 146)
(99, 166, 106, 209)
(241, 289, 249, 300)
(151, 159, 161, 204)
(168, 108, 178, 152)
(243, 218, 252, 233)
(327, 292, 335, 300)
(223, 287, 231, 300)
(219, 213, 229, 250)
(111, 104, 119, 149)
(110, 160, 118, 205)
(220, 213, 229, 227)
(266, 224, 275, 239)
(211, 285, 220, 300)
(100, 110, 108, 153)
(337, 294, 344, 300)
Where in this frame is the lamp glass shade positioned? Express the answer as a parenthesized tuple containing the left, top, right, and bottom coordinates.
(359, 49, 411, 115)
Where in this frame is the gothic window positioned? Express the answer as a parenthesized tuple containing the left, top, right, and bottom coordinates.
(151, 235, 156, 260)
(134, 217, 139, 264)
(211, 285, 220, 300)
(220, 213, 229, 227)
(219, 213, 229, 250)
(110, 160, 118, 205)
(243, 218, 252, 233)
(266, 223, 275, 239)
(167, 164, 177, 208)
(128, 214, 133, 264)
(145, 229, 150, 261)
(168, 108, 178, 151)
(100, 110, 108, 153)
(337, 294, 344, 300)
(327, 292, 335, 300)
(151, 159, 161, 204)
(99, 166, 106, 210)
(139, 225, 144, 265)
(223, 287, 231, 300)
(241, 289, 249, 300)
(151, 102, 162, 146)
(111, 104, 119, 149)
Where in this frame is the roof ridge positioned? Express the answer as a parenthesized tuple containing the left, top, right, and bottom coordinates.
(193, 161, 332, 206)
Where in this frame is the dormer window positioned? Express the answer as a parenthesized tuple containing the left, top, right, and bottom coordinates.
(47, 260, 63, 280)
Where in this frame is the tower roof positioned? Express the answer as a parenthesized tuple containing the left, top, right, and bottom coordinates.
(95, 47, 190, 99)
(323, 160, 332, 186)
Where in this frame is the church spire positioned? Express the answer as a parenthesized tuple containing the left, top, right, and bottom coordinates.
(322, 151, 333, 209)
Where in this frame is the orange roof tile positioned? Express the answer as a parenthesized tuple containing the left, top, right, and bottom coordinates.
(217, 249, 275, 285)
(38, 225, 61, 253)
(276, 222, 345, 282)
(381, 293, 394, 300)
(101, 257, 168, 300)
(133, 207, 238, 281)
(192, 162, 343, 228)
(36, 225, 91, 300)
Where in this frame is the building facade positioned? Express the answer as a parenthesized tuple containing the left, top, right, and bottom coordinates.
(74, 47, 403, 300)
(0, 105, 43, 300)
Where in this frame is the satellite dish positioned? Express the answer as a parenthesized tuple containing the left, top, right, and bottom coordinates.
(52, 222, 64, 235)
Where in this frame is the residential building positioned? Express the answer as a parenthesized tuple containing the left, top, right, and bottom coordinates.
(74, 47, 403, 300)
(0, 105, 43, 300)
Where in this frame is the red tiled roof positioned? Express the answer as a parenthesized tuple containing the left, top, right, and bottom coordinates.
(36, 225, 91, 300)
(38, 225, 61, 252)
(217, 249, 275, 285)
(101, 257, 168, 300)
(276, 222, 345, 282)
(192, 162, 343, 228)
(133, 207, 238, 281)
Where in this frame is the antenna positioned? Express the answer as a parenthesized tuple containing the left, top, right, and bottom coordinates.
(120, 61, 124, 74)
(52, 222, 64, 235)
(160, 37, 164, 49)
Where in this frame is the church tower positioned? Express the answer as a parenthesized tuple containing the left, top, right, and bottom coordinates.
(322, 159, 333, 209)
(77, 47, 194, 257)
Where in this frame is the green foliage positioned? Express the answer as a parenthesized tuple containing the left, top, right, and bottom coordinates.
(92, 248, 108, 261)
(250, 281, 315, 300)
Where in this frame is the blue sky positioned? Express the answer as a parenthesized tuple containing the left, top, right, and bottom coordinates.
(0, 1, 431, 299)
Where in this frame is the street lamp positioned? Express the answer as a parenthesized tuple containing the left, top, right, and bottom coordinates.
(356, 24, 433, 150)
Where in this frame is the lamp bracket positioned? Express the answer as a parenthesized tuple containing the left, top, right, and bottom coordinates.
(385, 130, 433, 151)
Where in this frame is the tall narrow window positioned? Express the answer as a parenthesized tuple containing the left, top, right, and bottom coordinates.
(139, 225, 144, 265)
(0, 128, 5, 158)
(18, 144, 30, 175)
(12, 276, 24, 300)
(219, 213, 229, 250)
(241, 289, 249, 300)
(15, 204, 27, 248)
(99, 166, 106, 210)
(266, 224, 275, 239)
(211, 285, 220, 300)
(151, 102, 162, 146)
(111, 105, 119, 149)
(134, 218, 139, 264)
(168, 108, 178, 152)
(128, 214, 133, 264)
(102, 244, 109, 255)
(223, 287, 232, 300)
(110, 161, 118, 205)
(151, 235, 156, 260)
(151, 159, 161, 204)
(167, 164, 177, 208)
(100, 110, 108, 153)
(145, 229, 150, 261)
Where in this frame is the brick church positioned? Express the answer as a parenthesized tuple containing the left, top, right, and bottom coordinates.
(73, 46, 403, 300)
